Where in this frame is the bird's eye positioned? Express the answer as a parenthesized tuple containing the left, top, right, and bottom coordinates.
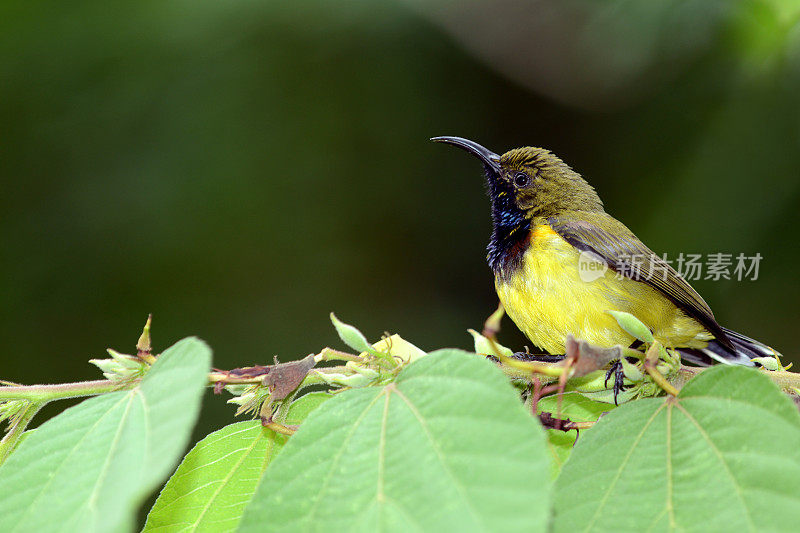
(513, 172, 530, 187)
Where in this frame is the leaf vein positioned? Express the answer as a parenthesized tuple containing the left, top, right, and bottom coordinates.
(674, 402, 757, 532)
(583, 402, 666, 533)
(391, 386, 486, 530)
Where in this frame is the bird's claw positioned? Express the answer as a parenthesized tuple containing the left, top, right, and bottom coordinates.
(604, 360, 628, 405)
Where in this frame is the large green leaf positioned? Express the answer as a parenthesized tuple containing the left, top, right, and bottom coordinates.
(143, 392, 329, 532)
(536, 393, 612, 477)
(238, 349, 551, 532)
(0, 337, 210, 533)
(553, 366, 800, 532)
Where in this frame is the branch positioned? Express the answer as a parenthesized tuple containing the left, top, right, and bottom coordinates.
(0, 380, 127, 403)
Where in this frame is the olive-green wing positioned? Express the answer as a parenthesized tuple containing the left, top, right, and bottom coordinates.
(547, 212, 734, 351)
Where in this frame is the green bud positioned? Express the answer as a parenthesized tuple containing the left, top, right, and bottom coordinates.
(620, 358, 643, 382)
(345, 361, 380, 380)
(224, 384, 249, 396)
(136, 314, 152, 354)
(605, 310, 654, 344)
(107, 349, 143, 370)
(89, 358, 121, 375)
(751, 357, 781, 371)
(317, 370, 374, 389)
(335, 373, 373, 388)
(227, 391, 256, 406)
(330, 313, 375, 354)
(656, 363, 671, 375)
(317, 372, 346, 386)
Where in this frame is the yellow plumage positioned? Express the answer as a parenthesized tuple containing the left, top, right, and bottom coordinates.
(495, 224, 710, 354)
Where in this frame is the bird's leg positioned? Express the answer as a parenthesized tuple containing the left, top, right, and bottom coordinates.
(605, 342, 644, 405)
(604, 361, 627, 406)
(603, 340, 644, 405)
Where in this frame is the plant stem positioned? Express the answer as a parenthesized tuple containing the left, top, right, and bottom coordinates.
(494, 353, 566, 378)
(0, 401, 44, 466)
(0, 379, 134, 465)
(207, 373, 264, 385)
(263, 421, 296, 435)
(646, 364, 680, 396)
(0, 380, 125, 403)
(315, 348, 363, 364)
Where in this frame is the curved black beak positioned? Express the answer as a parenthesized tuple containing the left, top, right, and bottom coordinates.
(430, 136, 501, 173)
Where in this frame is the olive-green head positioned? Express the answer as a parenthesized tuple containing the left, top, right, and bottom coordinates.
(431, 136, 604, 218)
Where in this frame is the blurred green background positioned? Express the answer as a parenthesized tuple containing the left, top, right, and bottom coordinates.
(2, 0, 799, 435)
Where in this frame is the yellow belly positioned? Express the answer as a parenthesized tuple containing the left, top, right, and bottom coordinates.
(495, 225, 710, 354)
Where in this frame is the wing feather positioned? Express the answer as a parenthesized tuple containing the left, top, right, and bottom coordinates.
(547, 213, 734, 351)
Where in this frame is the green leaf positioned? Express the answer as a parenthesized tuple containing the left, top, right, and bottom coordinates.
(536, 393, 612, 477)
(553, 366, 800, 532)
(0, 337, 210, 533)
(546, 430, 576, 479)
(330, 312, 374, 353)
(143, 392, 328, 533)
(239, 349, 551, 532)
(605, 310, 654, 344)
(538, 392, 612, 423)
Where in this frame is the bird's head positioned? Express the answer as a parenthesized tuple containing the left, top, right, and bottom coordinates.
(431, 136, 603, 218)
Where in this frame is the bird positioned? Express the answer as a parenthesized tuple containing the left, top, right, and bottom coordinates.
(431, 136, 778, 378)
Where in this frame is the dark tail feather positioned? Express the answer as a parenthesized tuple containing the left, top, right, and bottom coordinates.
(677, 327, 779, 367)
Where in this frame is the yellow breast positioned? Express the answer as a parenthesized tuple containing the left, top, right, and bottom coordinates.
(495, 224, 708, 354)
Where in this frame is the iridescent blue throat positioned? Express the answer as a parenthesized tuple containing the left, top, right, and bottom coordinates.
(485, 169, 530, 278)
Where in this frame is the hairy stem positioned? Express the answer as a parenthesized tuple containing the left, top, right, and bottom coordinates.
(263, 421, 296, 435)
(0, 380, 130, 465)
(0, 380, 126, 403)
(315, 348, 363, 364)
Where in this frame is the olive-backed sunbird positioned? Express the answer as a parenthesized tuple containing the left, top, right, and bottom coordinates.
(432, 136, 777, 366)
